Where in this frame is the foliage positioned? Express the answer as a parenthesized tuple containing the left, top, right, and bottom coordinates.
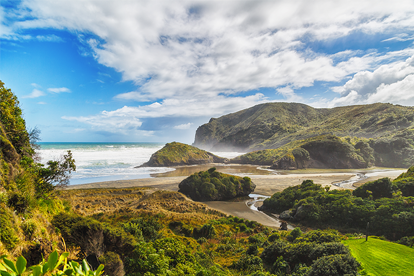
(0, 251, 104, 276)
(0, 81, 33, 159)
(178, 168, 255, 201)
(35, 150, 76, 196)
(0, 204, 19, 250)
(261, 168, 414, 240)
(307, 254, 360, 276)
(353, 177, 394, 199)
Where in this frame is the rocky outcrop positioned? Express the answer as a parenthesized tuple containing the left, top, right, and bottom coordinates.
(140, 142, 228, 167)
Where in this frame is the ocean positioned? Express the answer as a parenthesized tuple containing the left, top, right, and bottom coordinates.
(36, 142, 243, 185)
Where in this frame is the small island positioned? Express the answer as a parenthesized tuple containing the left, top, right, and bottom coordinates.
(178, 167, 256, 201)
(139, 141, 228, 167)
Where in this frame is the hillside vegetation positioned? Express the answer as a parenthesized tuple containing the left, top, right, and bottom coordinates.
(231, 135, 373, 168)
(178, 167, 255, 201)
(194, 102, 414, 152)
(194, 102, 414, 168)
(140, 142, 228, 167)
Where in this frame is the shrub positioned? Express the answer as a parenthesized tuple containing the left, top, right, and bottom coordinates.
(353, 178, 394, 199)
(308, 254, 360, 276)
(308, 242, 350, 260)
(193, 223, 216, 239)
(261, 240, 288, 265)
(287, 227, 302, 242)
(268, 232, 281, 242)
(0, 205, 19, 250)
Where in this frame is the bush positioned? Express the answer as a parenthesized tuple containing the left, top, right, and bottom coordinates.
(178, 168, 255, 201)
(232, 254, 263, 273)
(308, 242, 350, 260)
(287, 227, 302, 242)
(353, 178, 394, 199)
(261, 240, 288, 265)
(193, 223, 216, 239)
(0, 204, 19, 250)
(268, 232, 281, 242)
(308, 254, 360, 276)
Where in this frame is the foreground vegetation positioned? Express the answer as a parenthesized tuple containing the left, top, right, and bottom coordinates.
(2, 80, 413, 275)
(343, 237, 414, 276)
(48, 188, 364, 276)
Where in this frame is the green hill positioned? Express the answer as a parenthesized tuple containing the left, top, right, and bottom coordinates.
(140, 142, 228, 167)
(231, 134, 370, 168)
(194, 102, 414, 152)
(194, 102, 414, 168)
(343, 237, 414, 276)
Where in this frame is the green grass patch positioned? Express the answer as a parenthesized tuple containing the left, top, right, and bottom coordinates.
(343, 237, 414, 276)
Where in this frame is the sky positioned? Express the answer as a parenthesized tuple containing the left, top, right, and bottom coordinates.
(1, 0, 414, 143)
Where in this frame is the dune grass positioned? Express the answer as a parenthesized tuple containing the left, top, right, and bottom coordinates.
(343, 237, 414, 276)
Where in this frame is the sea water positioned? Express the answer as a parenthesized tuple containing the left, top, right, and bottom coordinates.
(36, 142, 243, 185)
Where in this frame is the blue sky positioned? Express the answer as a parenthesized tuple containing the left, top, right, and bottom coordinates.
(1, 0, 414, 143)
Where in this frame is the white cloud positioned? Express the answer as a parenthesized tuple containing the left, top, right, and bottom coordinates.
(62, 112, 143, 135)
(62, 93, 267, 133)
(317, 55, 414, 107)
(174, 123, 193, 130)
(5, 0, 414, 102)
(47, 87, 71, 93)
(276, 86, 303, 102)
(366, 74, 414, 105)
(114, 92, 153, 102)
(37, 101, 47, 104)
(382, 33, 414, 42)
(35, 34, 63, 42)
(333, 55, 414, 96)
(23, 89, 45, 98)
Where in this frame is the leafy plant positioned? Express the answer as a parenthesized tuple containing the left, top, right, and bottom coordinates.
(0, 251, 104, 276)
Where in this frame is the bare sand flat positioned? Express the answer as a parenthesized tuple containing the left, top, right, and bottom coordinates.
(66, 176, 186, 191)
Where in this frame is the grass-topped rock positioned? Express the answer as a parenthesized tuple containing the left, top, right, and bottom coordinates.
(178, 167, 255, 201)
(140, 142, 228, 167)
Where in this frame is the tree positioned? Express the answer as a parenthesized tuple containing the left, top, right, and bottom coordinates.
(35, 150, 76, 196)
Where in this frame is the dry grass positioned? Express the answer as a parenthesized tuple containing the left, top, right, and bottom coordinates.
(58, 187, 226, 225)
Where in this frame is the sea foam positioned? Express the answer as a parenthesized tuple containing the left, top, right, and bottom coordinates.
(37, 143, 244, 185)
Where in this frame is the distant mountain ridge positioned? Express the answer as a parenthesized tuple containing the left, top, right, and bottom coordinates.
(193, 102, 414, 152)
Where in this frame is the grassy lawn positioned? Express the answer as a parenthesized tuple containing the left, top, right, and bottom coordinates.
(343, 237, 414, 276)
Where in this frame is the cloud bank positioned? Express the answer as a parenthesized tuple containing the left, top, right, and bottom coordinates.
(3, 0, 414, 138)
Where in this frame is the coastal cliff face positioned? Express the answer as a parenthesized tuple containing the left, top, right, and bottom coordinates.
(193, 102, 414, 152)
(140, 142, 228, 167)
